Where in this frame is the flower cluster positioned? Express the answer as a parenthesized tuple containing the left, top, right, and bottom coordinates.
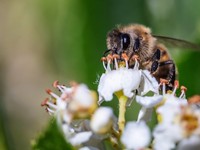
(41, 53, 200, 150)
(154, 93, 200, 150)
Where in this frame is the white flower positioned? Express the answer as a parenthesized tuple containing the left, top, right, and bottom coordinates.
(42, 81, 97, 123)
(136, 81, 188, 122)
(176, 106, 200, 137)
(153, 94, 187, 149)
(153, 86, 200, 150)
(98, 54, 159, 104)
(98, 61, 141, 102)
(90, 107, 114, 134)
(98, 54, 160, 123)
(153, 104, 200, 150)
(121, 121, 151, 150)
(156, 96, 186, 124)
(41, 82, 98, 147)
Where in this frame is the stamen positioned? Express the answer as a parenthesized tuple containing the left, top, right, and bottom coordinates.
(60, 85, 72, 92)
(101, 57, 107, 70)
(61, 93, 69, 100)
(180, 86, 187, 98)
(53, 81, 66, 93)
(113, 54, 119, 69)
(125, 59, 128, 69)
(160, 79, 169, 95)
(114, 58, 118, 69)
(46, 107, 55, 114)
(46, 101, 58, 110)
(113, 54, 120, 59)
(46, 89, 60, 99)
(122, 53, 129, 61)
(107, 60, 112, 72)
(105, 54, 113, 72)
(132, 55, 140, 70)
(41, 98, 49, 107)
(57, 85, 65, 93)
(46, 107, 54, 116)
(102, 61, 106, 70)
(101, 57, 107, 62)
(46, 89, 52, 94)
(53, 80, 59, 88)
(106, 54, 113, 61)
(134, 59, 139, 70)
(41, 98, 57, 110)
(181, 86, 187, 91)
(172, 80, 179, 96)
(122, 53, 129, 69)
(132, 55, 139, 61)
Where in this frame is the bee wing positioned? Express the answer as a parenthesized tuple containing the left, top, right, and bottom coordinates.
(153, 35, 200, 51)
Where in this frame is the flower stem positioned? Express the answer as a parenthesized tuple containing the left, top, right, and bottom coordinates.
(115, 91, 128, 134)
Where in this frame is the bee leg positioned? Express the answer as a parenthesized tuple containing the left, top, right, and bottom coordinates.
(128, 51, 135, 61)
(103, 49, 117, 68)
(152, 49, 161, 60)
(167, 62, 176, 90)
(151, 61, 159, 73)
(127, 51, 136, 68)
(150, 49, 161, 73)
(159, 60, 176, 90)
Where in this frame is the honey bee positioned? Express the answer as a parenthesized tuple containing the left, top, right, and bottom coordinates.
(105, 24, 199, 90)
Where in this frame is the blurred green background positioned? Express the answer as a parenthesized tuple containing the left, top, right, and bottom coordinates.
(1, 0, 200, 149)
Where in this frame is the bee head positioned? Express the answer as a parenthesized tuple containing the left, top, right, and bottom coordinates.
(106, 29, 131, 55)
(106, 24, 156, 57)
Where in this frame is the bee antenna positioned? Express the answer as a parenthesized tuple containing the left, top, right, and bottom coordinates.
(103, 49, 112, 57)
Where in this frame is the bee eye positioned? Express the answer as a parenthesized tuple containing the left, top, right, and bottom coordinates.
(134, 38, 140, 52)
(121, 34, 130, 50)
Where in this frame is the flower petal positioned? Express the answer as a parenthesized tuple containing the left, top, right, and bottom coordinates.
(73, 84, 96, 107)
(177, 135, 200, 150)
(153, 124, 183, 150)
(136, 95, 163, 108)
(138, 70, 159, 96)
(137, 107, 153, 122)
(69, 131, 92, 146)
(98, 68, 141, 101)
(121, 121, 151, 149)
(90, 107, 113, 134)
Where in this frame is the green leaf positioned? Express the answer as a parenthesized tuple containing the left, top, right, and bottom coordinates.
(32, 120, 73, 150)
